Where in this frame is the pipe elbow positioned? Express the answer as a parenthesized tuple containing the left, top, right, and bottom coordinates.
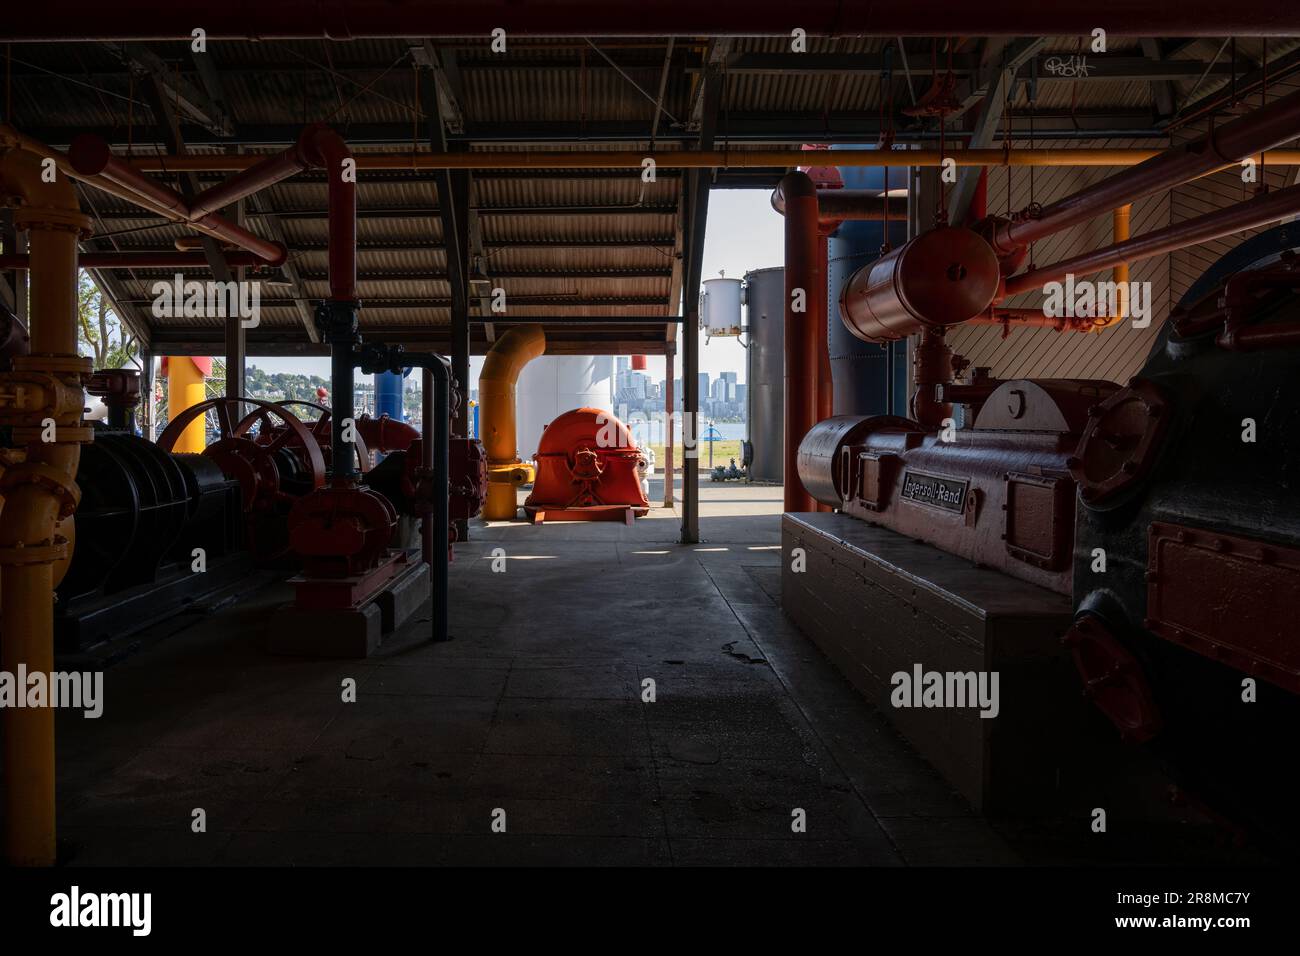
(1, 147, 82, 215)
(772, 170, 818, 216)
(481, 325, 546, 384)
(298, 123, 353, 168)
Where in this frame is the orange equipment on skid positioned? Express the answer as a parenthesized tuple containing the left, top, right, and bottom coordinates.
(524, 407, 650, 524)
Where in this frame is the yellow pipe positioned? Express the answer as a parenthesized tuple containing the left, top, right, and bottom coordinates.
(119, 147, 1300, 173)
(1110, 204, 1132, 324)
(479, 326, 546, 520)
(166, 356, 208, 453)
(0, 146, 92, 867)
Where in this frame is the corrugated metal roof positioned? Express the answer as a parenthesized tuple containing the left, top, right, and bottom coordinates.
(6, 32, 1293, 357)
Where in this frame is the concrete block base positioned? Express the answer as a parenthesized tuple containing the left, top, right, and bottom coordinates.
(782, 512, 1083, 816)
(269, 559, 432, 659)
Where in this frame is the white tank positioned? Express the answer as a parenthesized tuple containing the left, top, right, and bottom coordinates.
(515, 355, 615, 462)
(700, 274, 743, 339)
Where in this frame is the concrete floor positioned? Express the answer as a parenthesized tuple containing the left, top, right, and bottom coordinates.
(52, 476, 1037, 866)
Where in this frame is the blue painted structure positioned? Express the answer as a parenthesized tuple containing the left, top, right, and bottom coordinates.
(827, 145, 910, 416)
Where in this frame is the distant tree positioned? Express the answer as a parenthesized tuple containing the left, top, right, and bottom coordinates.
(77, 272, 138, 369)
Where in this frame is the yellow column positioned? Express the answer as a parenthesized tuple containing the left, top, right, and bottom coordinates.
(166, 356, 208, 452)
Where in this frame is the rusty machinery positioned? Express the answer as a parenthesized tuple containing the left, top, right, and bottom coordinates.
(523, 407, 651, 524)
(795, 169, 1300, 841)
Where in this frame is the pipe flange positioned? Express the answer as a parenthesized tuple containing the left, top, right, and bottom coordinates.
(487, 461, 535, 486)
(11, 353, 94, 377)
(9, 425, 94, 446)
(0, 460, 82, 517)
(12, 205, 93, 238)
(0, 537, 68, 566)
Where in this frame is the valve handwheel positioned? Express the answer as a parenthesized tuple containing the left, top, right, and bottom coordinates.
(238, 399, 372, 474)
(158, 397, 327, 513)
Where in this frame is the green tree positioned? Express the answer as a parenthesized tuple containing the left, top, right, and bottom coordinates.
(77, 272, 138, 369)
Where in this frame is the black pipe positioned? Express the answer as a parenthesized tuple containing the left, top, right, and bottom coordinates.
(316, 300, 360, 480)
(360, 343, 450, 644)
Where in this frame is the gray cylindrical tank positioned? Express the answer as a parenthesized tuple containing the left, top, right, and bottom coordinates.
(744, 266, 785, 482)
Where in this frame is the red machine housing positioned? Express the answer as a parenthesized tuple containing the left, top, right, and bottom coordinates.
(524, 407, 650, 524)
(797, 379, 1118, 595)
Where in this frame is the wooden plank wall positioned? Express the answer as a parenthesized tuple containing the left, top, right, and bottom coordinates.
(946, 137, 1171, 386)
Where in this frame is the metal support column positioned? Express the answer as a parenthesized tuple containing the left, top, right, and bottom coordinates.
(663, 350, 675, 506)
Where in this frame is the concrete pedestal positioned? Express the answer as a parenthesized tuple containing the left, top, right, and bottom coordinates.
(782, 512, 1083, 815)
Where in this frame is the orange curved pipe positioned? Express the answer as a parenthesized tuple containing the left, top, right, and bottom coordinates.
(479, 325, 546, 520)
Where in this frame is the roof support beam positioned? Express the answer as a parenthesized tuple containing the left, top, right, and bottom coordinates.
(949, 37, 1047, 224)
(140, 63, 244, 394)
(1141, 39, 1177, 119)
(682, 46, 724, 544)
(108, 42, 234, 137)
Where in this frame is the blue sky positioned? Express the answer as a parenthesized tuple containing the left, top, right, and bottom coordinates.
(248, 189, 784, 388)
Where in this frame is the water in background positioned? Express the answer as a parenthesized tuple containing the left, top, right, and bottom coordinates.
(625, 417, 745, 446)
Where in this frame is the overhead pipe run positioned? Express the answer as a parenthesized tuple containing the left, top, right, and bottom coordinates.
(479, 325, 547, 520)
(0, 251, 267, 270)
(980, 85, 1300, 268)
(0, 146, 94, 867)
(66, 134, 287, 265)
(1003, 180, 1300, 297)
(1, 2, 1293, 39)
(771, 189, 907, 224)
(112, 148, 1300, 175)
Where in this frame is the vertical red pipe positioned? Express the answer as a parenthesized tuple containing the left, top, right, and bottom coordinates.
(814, 233, 833, 512)
(779, 171, 818, 513)
(300, 124, 357, 302)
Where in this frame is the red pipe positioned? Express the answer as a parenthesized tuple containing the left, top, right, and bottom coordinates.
(356, 415, 420, 454)
(0, 251, 266, 270)
(776, 171, 818, 513)
(1004, 179, 1300, 296)
(1219, 321, 1300, 350)
(983, 85, 1300, 263)
(186, 129, 315, 221)
(772, 189, 906, 224)
(911, 328, 954, 430)
(972, 308, 1096, 332)
(67, 134, 288, 265)
(1, 3, 1290, 39)
(815, 233, 833, 512)
(296, 125, 357, 302)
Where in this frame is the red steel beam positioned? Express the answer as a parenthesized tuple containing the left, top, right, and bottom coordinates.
(984, 84, 1300, 261)
(1, 3, 1295, 39)
(1004, 180, 1300, 296)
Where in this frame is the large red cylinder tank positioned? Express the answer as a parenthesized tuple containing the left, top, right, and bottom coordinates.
(838, 225, 1001, 342)
(524, 407, 650, 524)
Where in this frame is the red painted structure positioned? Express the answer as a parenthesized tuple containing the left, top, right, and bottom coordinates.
(523, 408, 650, 524)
